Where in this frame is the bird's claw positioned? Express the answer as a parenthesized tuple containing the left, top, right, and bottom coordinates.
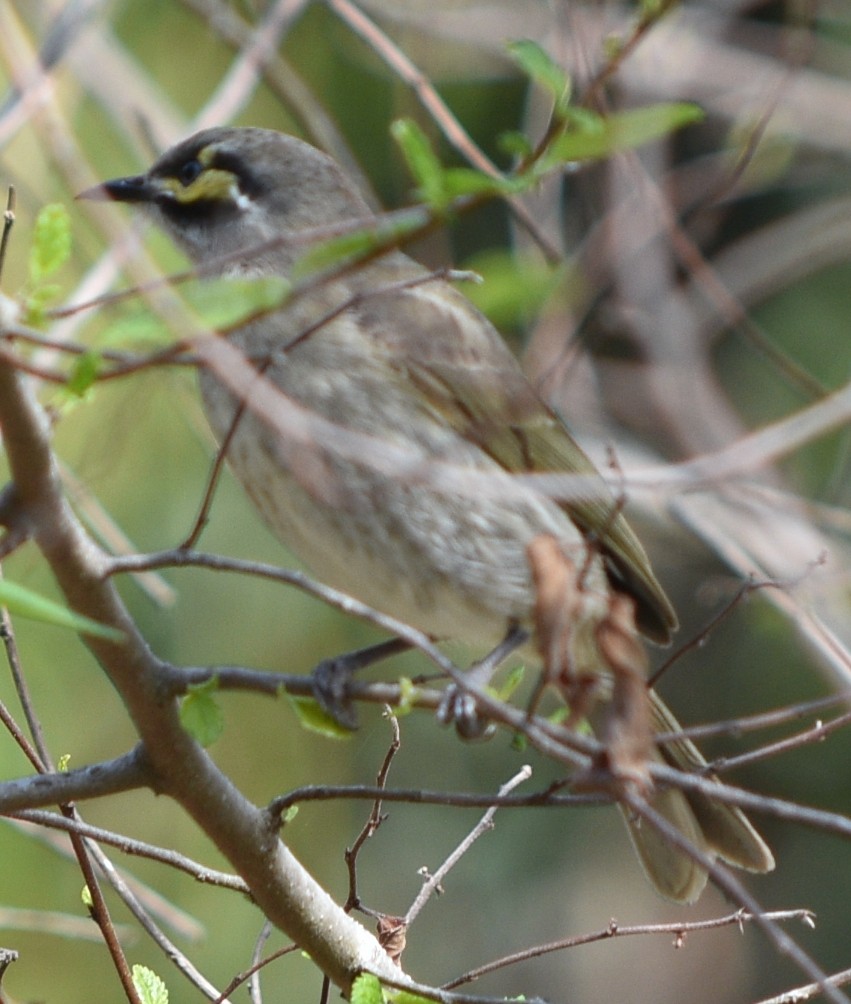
(436, 685, 495, 741)
(311, 656, 360, 731)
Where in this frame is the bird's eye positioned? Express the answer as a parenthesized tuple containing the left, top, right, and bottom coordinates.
(178, 159, 203, 186)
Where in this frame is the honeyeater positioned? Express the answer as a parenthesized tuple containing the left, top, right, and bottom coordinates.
(80, 126, 774, 902)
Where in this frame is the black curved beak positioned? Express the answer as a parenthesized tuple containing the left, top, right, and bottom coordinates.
(76, 174, 156, 204)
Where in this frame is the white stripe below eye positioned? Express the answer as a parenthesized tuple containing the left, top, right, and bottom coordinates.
(229, 183, 252, 211)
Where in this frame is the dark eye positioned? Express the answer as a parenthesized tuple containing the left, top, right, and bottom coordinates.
(178, 159, 203, 186)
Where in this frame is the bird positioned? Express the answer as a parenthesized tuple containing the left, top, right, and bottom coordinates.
(79, 125, 774, 902)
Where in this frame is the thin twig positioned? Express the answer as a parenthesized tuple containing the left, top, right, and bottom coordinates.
(0, 186, 15, 281)
(10, 809, 248, 890)
(405, 765, 533, 927)
(754, 966, 851, 1004)
(212, 941, 299, 1004)
(345, 711, 401, 912)
(444, 909, 816, 989)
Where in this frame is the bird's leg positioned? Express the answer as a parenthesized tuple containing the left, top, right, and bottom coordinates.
(436, 623, 529, 740)
(311, 637, 412, 729)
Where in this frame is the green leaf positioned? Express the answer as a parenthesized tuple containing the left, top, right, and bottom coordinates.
(23, 283, 63, 328)
(563, 106, 605, 133)
(65, 350, 101, 397)
(440, 168, 518, 200)
(548, 705, 568, 726)
(498, 130, 535, 159)
(108, 276, 285, 347)
(496, 663, 526, 702)
(394, 676, 417, 717)
(538, 102, 703, 171)
(29, 204, 71, 284)
(391, 118, 447, 208)
(507, 39, 572, 116)
(96, 307, 176, 349)
(460, 249, 564, 329)
(102, 275, 290, 348)
(132, 965, 169, 1004)
(180, 678, 224, 747)
(185, 275, 290, 330)
(288, 696, 355, 739)
(392, 993, 433, 1004)
(58, 753, 71, 772)
(81, 885, 93, 909)
(295, 207, 429, 278)
(0, 578, 124, 641)
(351, 973, 385, 1004)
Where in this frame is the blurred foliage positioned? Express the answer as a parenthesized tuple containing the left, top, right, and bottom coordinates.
(0, 2, 851, 1004)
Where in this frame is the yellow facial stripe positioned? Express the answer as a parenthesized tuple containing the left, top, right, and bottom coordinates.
(158, 168, 239, 204)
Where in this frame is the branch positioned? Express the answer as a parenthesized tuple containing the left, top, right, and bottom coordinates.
(9, 809, 248, 891)
(0, 749, 148, 813)
(405, 765, 533, 926)
(0, 353, 402, 993)
(445, 909, 816, 990)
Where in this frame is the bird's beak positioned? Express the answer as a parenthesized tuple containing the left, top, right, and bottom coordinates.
(76, 174, 156, 204)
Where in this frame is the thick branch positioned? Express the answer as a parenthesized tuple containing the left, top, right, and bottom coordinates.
(0, 358, 400, 992)
(0, 748, 147, 812)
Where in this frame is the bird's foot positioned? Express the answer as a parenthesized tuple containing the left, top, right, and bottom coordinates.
(436, 624, 528, 741)
(310, 637, 411, 730)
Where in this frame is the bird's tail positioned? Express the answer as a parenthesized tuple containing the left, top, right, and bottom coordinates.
(618, 689, 775, 903)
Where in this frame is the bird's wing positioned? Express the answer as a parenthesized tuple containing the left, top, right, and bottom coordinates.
(363, 281, 677, 643)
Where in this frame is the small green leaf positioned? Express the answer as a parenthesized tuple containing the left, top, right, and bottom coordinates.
(351, 973, 385, 1004)
(440, 168, 518, 200)
(180, 678, 224, 747)
(548, 705, 568, 726)
(132, 964, 169, 1004)
(460, 250, 564, 329)
(392, 993, 434, 1004)
(288, 696, 355, 739)
(185, 275, 290, 330)
(496, 663, 526, 702)
(23, 283, 63, 328)
(507, 39, 572, 116)
(295, 207, 428, 278)
(58, 754, 71, 772)
(563, 106, 605, 133)
(394, 676, 416, 717)
(538, 102, 703, 170)
(0, 578, 124, 641)
(498, 130, 535, 159)
(391, 118, 447, 208)
(65, 350, 101, 397)
(281, 804, 299, 826)
(30, 204, 71, 284)
(81, 885, 93, 909)
(102, 275, 290, 348)
(95, 309, 174, 349)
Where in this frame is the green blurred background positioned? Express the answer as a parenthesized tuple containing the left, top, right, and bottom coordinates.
(2, 1, 851, 1002)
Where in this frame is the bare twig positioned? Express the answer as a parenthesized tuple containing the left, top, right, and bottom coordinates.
(755, 966, 851, 1004)
(0, 186, 15, 281)
(345, 711, 402, 912)
(405, 765, 533, 926)
(445, 909, 816, 989)
(9, 809, 248, 891)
